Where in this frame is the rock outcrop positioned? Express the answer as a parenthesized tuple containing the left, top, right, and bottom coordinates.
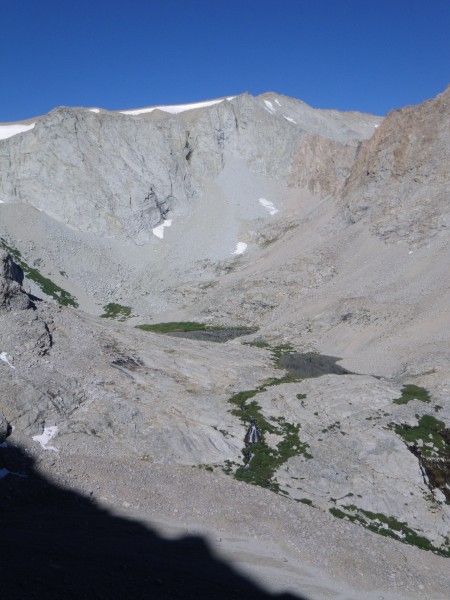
(0, 249, 30, 309)
(342, 85, 450, 245)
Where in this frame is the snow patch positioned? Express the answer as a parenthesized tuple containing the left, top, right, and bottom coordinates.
(32, 426, 59, 452)
(89, 108, 100, 113)
(275, 99, 282, 107)
(264, 100, 275, 114)
(0, 122, 35, 141)
(0, 352, 15, 369)
(258, 198, 279, 216)
(233, 242, 247, 255)
(152, 219, 172, 239)
(121, 97, 236, 116)
(283, 116, 297, 124)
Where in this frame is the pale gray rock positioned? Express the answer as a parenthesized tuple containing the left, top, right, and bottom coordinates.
(0, 93, 380, 244)
(0, 89, 449, 598)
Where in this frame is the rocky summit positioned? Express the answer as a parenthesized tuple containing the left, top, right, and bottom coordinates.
(0, 89, 449, 599)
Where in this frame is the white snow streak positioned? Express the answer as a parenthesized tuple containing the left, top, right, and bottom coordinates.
(264, 100, 275, 114)
(258, 198, 279, 215)
(152, 219, 172, 239)
(89, 108, 100, 113)
(0, 352, 15, 369)
(121, 97, 236, 116)
(32, 426, 59, 452)
(0, 123, 35, 140)
(275, 99, 282, 107)
(233, 242, 247, 255)
(283, 115, 297, 124)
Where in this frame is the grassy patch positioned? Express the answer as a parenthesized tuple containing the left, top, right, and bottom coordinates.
(329, 507, 365, 524)
(392, 414, 450, 504)
(329, 504, 450, 556)
(226, 343, 354, 494)
(101, 303, 132, 321)
(297, 498, 313, 506)
(136, 321, 258, 333)
(227, 349, 312, 492)
(0, 239, 78, 307)
(243, 339, 271, 348)
(227, 343, 314, 489)
(270, 344, 295, 367)
(262, 374, 303, 388)
(393, 384, 431, 405)
(393, 414, 447, 457)
(233, 417, 311, 492)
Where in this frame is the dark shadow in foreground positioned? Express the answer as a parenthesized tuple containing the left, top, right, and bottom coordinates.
(0, 445, 308, 599)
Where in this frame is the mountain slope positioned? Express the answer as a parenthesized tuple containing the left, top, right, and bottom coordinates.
(1, 89, 449, 597)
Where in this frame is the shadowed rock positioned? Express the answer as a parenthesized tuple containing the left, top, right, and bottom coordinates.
(0, 444, 305, 600)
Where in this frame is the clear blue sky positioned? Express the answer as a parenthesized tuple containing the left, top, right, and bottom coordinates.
(1, 0, 449, 122)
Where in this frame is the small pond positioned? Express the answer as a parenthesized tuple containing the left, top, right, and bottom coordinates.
(165, 328, 256, 343)
(278, 352, 351, 378)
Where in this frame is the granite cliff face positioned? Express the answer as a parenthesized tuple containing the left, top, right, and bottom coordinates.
(0, 93, 379, 243)
(1, 89, 449, 598)
(342, 86, 450, 244)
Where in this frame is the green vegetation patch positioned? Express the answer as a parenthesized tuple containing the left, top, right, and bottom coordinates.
(393, 384, 431, 405)
(136, 321, 258, 333)
(392, 414, 450, 505)
(224, 343, 316, 492)
(262, 373, 302, 387)
(393, 414, 447, 457)
(329, 504, 450, 556)
(225, 343, 352, 493)
(227, 370, 312, 492)
(0, 239, 78, 307)
(243, 339, 271, 348)
(233, 417, 311, 492)
(101, 303, 132, 321)
(270, 344, 295, 367)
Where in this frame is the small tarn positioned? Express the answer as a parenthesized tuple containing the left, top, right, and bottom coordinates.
(278, 352, 351, 378)
(136, 322, 258, 343)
